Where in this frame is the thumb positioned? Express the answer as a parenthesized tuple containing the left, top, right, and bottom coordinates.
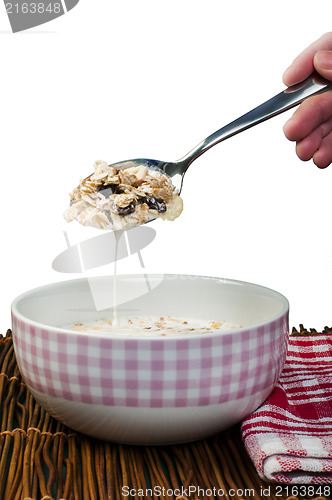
(314, 50, 332, 81)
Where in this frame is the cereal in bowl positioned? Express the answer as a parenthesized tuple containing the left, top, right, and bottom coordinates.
(64, 315, 241, 336)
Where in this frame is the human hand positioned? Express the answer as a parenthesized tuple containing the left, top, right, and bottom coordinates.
(283, 32, 332, 168)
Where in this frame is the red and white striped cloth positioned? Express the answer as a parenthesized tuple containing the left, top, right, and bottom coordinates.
(242, 334, 332, 484)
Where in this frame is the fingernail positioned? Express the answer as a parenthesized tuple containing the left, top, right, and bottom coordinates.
(315, 50, 332, 70)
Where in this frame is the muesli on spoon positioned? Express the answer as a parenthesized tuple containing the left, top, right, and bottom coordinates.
(63, 160, 183, 230)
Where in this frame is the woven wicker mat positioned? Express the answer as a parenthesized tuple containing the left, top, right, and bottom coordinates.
(1, 326, 331, 500)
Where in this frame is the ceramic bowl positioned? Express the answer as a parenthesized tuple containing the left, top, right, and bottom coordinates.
(11, 274, 289, 445)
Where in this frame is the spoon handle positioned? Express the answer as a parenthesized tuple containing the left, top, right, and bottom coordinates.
(180, 73, 332, 168)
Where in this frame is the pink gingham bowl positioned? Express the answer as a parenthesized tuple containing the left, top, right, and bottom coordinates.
(11, 274, 289, 445)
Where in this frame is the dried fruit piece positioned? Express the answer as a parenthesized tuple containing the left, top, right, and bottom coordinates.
(117, 203, 135, 216)
(145, 196, 167, 213)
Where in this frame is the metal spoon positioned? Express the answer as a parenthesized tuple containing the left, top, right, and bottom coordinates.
(109, 73, 332, 194)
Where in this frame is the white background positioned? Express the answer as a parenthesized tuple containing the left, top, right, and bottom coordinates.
(1, 0, 332, 330)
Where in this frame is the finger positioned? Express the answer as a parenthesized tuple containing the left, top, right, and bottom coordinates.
(294, 119, 332, 161)
(283, 32, 332, 86)
(283, 52, 315, 88)
(283, 90, 332, 142)
(295, 126, 327, 162)
(314, 50, 332, 80)
(313, 130, 332, 168)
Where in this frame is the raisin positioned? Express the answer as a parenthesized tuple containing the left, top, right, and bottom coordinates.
(145, 196, 167, 213)
(113, 202, 135, 216)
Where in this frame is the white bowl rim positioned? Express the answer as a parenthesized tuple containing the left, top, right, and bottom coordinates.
(11, 274, 289, 341)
